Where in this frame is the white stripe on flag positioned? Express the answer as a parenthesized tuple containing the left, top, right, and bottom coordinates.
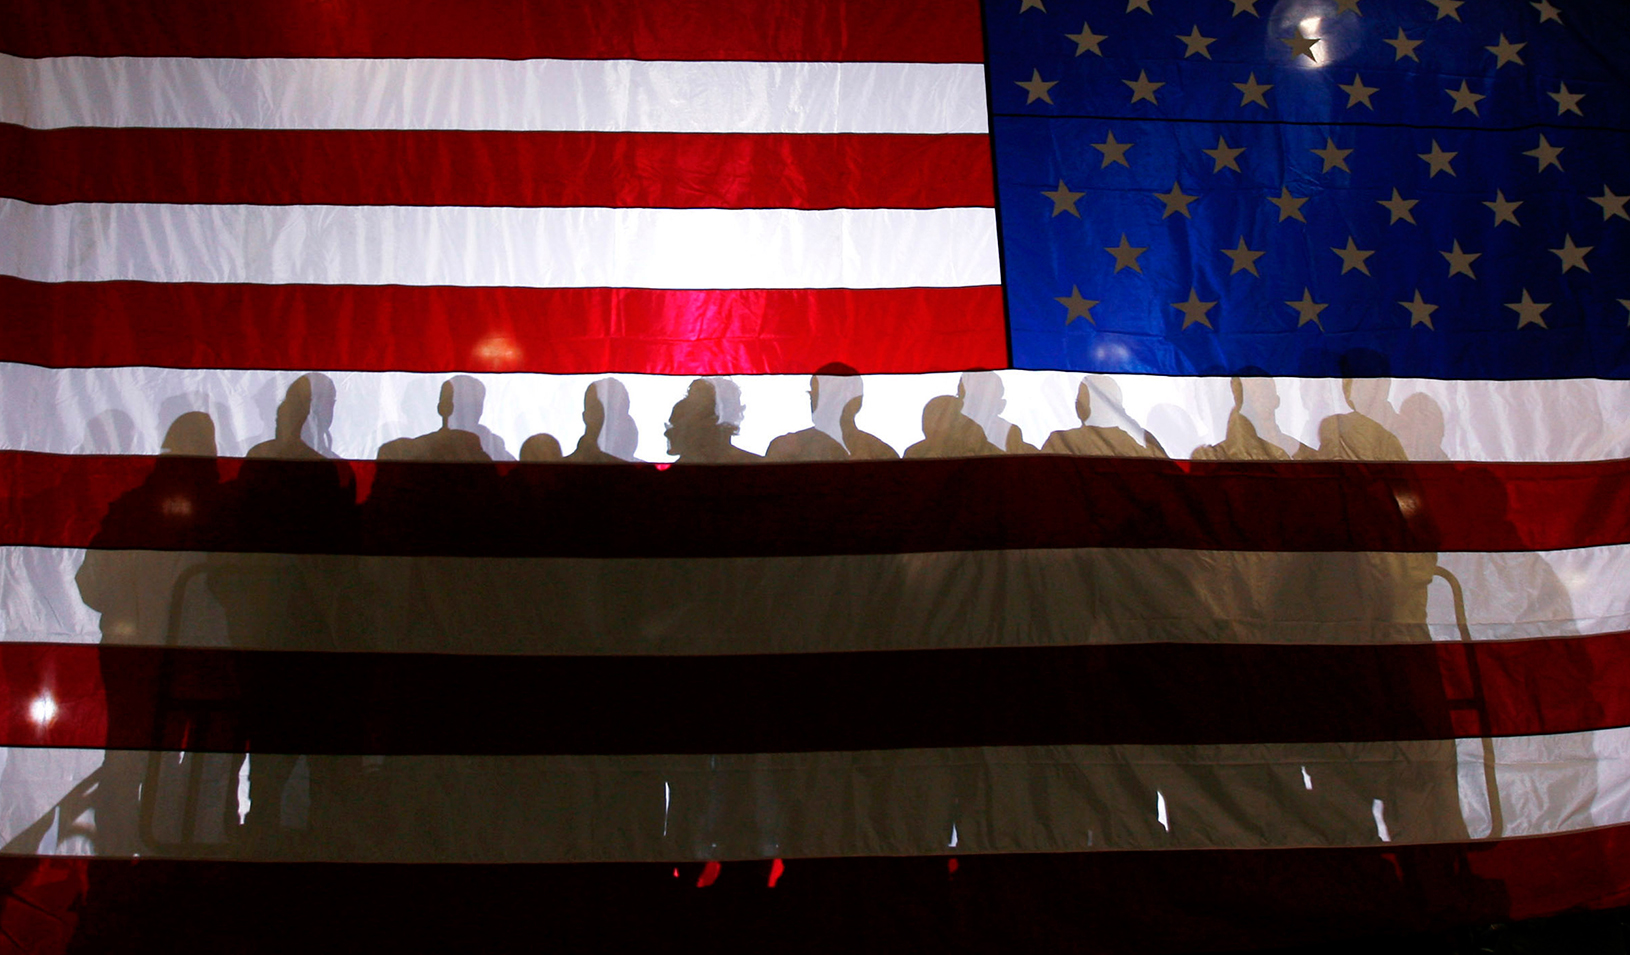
(0, 55, 991, 134)
(4, 728, 1624, 861)
(0, 200, 1001, 290)
(4, 364, 1626, 464)
(13, 544, 1629, 651)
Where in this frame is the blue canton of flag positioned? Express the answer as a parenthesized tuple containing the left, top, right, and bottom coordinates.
(987, 0, 1630, 378)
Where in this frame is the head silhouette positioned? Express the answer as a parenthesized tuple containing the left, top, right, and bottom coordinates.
(590, 378, 638, 460)
(1398, 392, 1448, 461)
(810, 375, 863, 437)
(275, 376, 313, 441)
(957, 372, 1006, 422)
(301, 373, 338, 455)
(921, 395, 966, 440)
(442, 375, 487, 431)
(520, 433, 564, 462)
(161, 411, 217, 457)
(666, 378, 737, 460)
(1075, 380, 1094, 424)
(582, 384, 605, 440)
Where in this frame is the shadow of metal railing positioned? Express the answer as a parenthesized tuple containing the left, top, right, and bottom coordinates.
(1434, 565, 1504, 840)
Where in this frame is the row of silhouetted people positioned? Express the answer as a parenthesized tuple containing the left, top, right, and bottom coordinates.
(192, 367, 1436, 470)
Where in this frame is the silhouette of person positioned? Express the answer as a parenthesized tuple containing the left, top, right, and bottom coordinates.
(665, 378, 761, 463)
(378, 378, 495, 463)
(245, 375, 326, 462)
(1396, 392, 1449, 462)
(767, 362, 898, 461)
(1281, 363, 1469, 846)
(297, 371, 340, 458)
(957, 371, 1037, 454)
(1042, 377, 1164, 457)
(765, 365, 859, 462)
(519, 433, 564, 462)
(211, 377, 360, 851)
(903, 395, 999, 459)
(78, 409, 139, 454)
(564, 378, 639, 463)
(76, 411, 227, 857)
(1193, 376, 1308, 461)
(1296, 374, 1406, 463)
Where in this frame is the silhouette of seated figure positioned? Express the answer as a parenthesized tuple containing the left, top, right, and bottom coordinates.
(378, 378, 494, 463)
(665, 378, 761, 464)
(1297, 377, 1408, 462)
(1042, 377, 1164, 457)
(519, 433, 563, 462)
(765, 361, 896, 461)
(565, 377, 639, 463)
(903, 394, 999, 459)
(765, 365, 859, 462)
(958, 371, 1037, 454)
(1192, 376, 1308, 461)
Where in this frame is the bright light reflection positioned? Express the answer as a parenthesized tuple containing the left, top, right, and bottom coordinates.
(1297, 17, 1332, 67)
(28, 693, 57, 726)
(1156, 790, 1170, 831)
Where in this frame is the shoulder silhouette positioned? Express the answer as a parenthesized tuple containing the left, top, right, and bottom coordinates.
(378, 378, 494, 463)
(903, 394, 999, 459)
(1042, 378, 1164, 458)
(1192, 376, 1305, 461)
(957, 371, 1037, 454)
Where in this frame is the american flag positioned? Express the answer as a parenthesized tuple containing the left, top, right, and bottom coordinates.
(0, 0, 1628, 950)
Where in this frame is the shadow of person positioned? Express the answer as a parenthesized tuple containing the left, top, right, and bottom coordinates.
(1041, 377, 1164, 457)
(74, 411, 226, 859)
(565, 378, 640, 463)
(1192, 376, 1308, 461)
(765, 365, 858, 462)
(767, 361, 898, 461)
(209, 377, 363, 853)
(77, 409, 140, 455)
(519, 433, 564, 462)
(1280, 362, 1473, 850)
(379, 379, 495, 464)
(1397, 392, 1448, 462)
(665, 378, 761, 464)
(903, 394, 999, 459)
(1295, 376, 1407, 462)
(958, 371, 1037, 454)
(299, 371, 340, 458)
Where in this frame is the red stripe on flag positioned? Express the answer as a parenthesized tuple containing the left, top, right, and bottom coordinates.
(0, 0, 986, 62)
(0, 127, 995, 210)
(12, 825, 1630, 951)
(0, 279, 1008, 375)
(1, 635, 1624, 753)
(4, 453, 1627, 556)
